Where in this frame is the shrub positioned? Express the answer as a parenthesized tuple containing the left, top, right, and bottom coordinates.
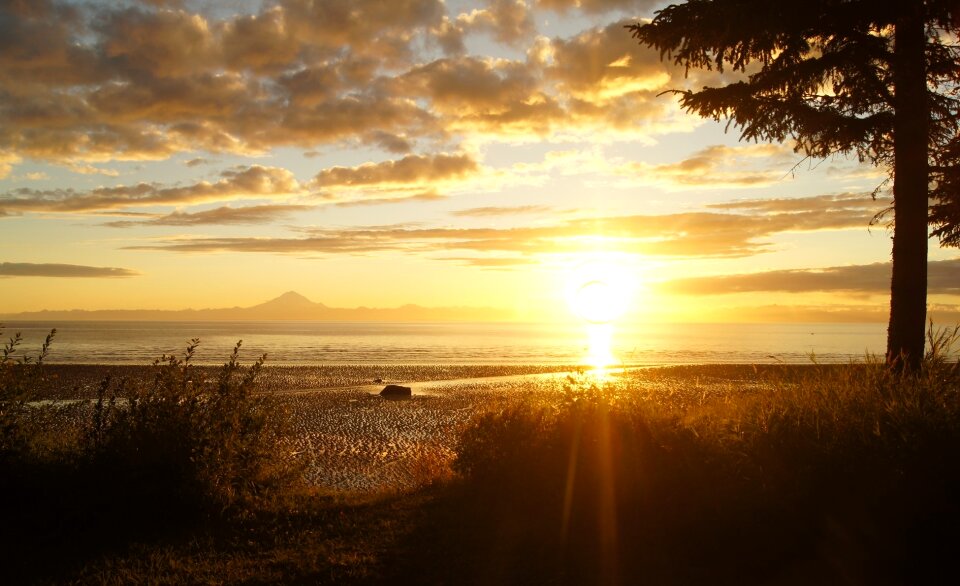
(89, 339, 301, 514)
(0, 326, 57, 459)
(451, 350, 960, 584)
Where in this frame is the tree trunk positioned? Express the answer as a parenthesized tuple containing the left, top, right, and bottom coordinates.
(887, 2, 929, 372)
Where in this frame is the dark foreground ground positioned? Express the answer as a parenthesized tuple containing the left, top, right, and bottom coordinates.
(5, 363, 959, 585)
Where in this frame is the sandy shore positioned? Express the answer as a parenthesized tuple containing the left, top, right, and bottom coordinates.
(34, 363, 807, 493)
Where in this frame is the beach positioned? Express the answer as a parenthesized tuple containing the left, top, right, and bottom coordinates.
(35, 363, 793, 493)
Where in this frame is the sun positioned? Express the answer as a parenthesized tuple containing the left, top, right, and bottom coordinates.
(566, 257, 633, 324)
(573, 280, 621, 323)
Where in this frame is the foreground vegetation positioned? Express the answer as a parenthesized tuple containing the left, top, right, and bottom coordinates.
(2, 326, 959, 584)
(1, 329, 301, 583)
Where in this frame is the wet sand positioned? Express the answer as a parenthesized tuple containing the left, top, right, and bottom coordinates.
(35, 363, 796, 494)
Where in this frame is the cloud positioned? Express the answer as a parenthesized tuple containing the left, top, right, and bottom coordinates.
(452, 205, 552, 217)
(97, 7, 216, 78)
(0, 1, 445, 165)
(333, 191, 446, 207)
(364, 131, 414, 154)
(660, 259, 960, 296)
(0, 262, 139, 278)
(313, 153, 478, 187)
(310, 153, 480, 205)
(547, 19, 677, 101)
(103, 204, 313, 227)
(282, 0, 447, 65)
(127, 192, 883, 259)
(0, 165, 303, 214)
(456, 0, 536, 46)
(536, 0, 660, 14)
(707, 192, 886, 214)
(66, 163, 120, 177)
(219, 7, 301, 73)
(0, 153, 21, 179)
(0, 1, 712, 171)
(438, 256, 535, 268)
(618, 144, 797, 188)
(430, 16, 468, 55)
(399, 56, 543, 115)
(0, 1, 104, 89)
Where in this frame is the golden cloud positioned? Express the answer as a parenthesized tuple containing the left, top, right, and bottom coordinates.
(126, 192, 881, 260)
(313, 153, 478, 187)
(617, 144, 798, 188)
(536, 0, 659, 14)
(451, 205, 552, 217)
(103, 204, 313, 228)
(660, 259, 960, 296)
(0, 165, 303, 213)
(456, 0, 536, 46)
(0, 262, 139, 278)
(0, 0, 757, 177)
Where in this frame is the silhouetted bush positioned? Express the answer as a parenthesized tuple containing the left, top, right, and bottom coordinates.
(0, 326, 64, 461)
(88, 339, 301, 514)
(448, 332, 960, 584)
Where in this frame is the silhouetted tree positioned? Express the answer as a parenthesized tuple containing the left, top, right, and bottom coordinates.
(629, 1, 960, 371)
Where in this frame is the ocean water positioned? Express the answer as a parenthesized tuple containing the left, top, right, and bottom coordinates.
(1, 320, 890, 365)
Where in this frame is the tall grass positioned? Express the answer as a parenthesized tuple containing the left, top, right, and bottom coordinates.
(0, 329, 302, 583)
(0, 326, 73, 463)
(87, 339, 302, 513)
(444, 332, 960, 584)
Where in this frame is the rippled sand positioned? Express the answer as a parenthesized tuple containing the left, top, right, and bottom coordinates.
(35, 364, 794, 494)
(36, 365, 581, 493)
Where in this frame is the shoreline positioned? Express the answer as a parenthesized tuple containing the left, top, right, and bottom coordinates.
(27, 362, 866, 493)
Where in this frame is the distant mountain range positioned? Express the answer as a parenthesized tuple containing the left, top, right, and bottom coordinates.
(1, 291, 512, 322)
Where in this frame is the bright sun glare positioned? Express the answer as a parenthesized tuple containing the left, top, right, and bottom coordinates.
(565, 255, 637, 370)
(566, 257, 633, 324)
(573, 280, 621, 324)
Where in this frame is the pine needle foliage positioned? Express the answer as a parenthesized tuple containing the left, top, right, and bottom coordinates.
(628, 1, 960, 369)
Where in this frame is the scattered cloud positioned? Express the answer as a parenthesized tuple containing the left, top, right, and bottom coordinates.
(617, 144, 797, 188)
(103, 204, 314, 227)
(313, 153, 478, 188)
(333, 191, 447, 207)
(0, 153, 21, 179)
(127, 192, 883, 260)
(536, 0, 660, 14)
(438, 256, 535, 268)
(452, 205, 552, 217)
(66, 163, 120, 177)
(456, 0, 536, 46)
(0, 2, 706, 173)
(707, 192, 887, 214)
(660, 259, 960, 296)
(310, 153, 481, 205)
(0, 262, 139, 278)
(0, 165, 303, 214)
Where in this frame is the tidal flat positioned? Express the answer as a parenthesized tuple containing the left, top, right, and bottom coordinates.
(35, 363, 801, 494)
(8, 361, 959, 585)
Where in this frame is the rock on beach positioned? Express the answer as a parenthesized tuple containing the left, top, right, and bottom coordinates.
(380, 384, 412, 398)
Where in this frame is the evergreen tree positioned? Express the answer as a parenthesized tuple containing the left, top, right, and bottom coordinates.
(629, 0, 960, 371)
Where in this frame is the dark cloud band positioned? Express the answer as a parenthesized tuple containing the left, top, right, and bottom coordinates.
(0, 262, 139, 278)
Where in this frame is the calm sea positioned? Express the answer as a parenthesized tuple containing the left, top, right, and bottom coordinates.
(1, 320, 890, 365)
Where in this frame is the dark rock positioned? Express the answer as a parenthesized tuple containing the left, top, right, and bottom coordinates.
(373, 378, 383, 384)
(380, 384, 411, 398)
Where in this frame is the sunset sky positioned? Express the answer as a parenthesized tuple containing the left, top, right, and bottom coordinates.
(2, 0, 958, 323)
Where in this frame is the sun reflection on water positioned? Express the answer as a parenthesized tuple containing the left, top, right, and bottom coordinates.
(566, 254, 634, 375)
(584, 323, 617, 377)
